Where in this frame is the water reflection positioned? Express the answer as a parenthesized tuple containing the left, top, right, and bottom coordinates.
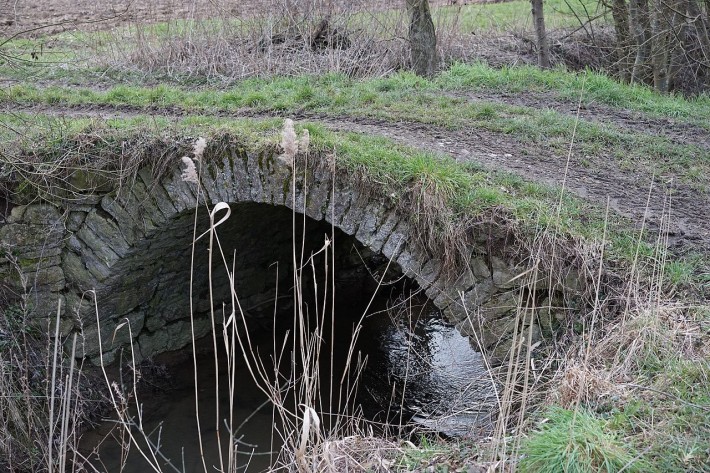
(361, 300, 495, 437)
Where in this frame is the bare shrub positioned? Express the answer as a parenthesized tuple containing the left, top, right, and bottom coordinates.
(98, 1, 407, 81)
(0, 257, 94, 472)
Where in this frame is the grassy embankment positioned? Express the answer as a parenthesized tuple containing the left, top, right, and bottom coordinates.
(4, 67, 710, 185)
(3, 62, 710, 289)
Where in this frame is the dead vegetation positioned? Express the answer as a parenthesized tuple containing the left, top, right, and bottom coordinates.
(98, 2, 410, 81)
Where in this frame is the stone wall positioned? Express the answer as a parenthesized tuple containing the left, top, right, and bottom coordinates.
(0, 143, 582, 365)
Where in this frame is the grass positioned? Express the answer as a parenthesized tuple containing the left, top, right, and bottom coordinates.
(437, 62, 710, 121)
(325, 0, 607, 37)
(604, 305, 710, 472)
(389, 297, 710, 473)
(0, 0, 603, 70)
(3, 65, 709, 189)
(5, 60, 710, 123)
(587, 307, 709, 473)
(2, 116, 708, 472)
(434, 0, 609, 33)
(0, 281, 89, 472)
(2, 0, 709, 469)
(15, 108, 710, 290)
(2, 0, 708, 124)
(519, 407, 651, 473)
(396, 436, 453, 471)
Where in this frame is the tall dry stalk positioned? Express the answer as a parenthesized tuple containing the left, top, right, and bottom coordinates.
(89, 125, 375, 472)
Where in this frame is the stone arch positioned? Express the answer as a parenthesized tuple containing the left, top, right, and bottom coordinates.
(1, 141, 581, 364)
(59, 144, 427, 363)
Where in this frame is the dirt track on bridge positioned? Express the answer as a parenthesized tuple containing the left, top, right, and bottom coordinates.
(7, 100, 710, 257)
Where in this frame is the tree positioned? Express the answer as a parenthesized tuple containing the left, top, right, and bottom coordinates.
(606, 0, 710, 92)
(406, 0, 437, 77)
(629, 0, 652, 83)
(608, 0, 633, 82)
(687, 0, 710, 66)
(530, 0, 551, 69)
(650, 0, 670, 91)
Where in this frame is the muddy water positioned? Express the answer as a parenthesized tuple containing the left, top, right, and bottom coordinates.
(80, 294, 494, 472)
(79, 335, 282, 472)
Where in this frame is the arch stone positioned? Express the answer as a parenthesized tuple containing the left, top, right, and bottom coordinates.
(0, 140, 582, 365)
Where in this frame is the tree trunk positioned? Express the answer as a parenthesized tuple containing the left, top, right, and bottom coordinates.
(650, 0, 670, 91)
(668, 0, 688, 89)
(610, 0, 633, 82)
(629, 0, 653, 83)
(530, 0, 551, 68)
(407, 0, 437, 77)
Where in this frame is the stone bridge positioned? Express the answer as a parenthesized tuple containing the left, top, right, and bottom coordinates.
(0, 138, 580, 365)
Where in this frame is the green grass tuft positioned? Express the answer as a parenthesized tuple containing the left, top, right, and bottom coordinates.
(520, 407, 651, 473)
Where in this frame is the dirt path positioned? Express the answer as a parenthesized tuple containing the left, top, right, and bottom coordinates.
(313, 115, 710, 256)
(7, 102, 709, 255)
(6, 80, 705, 152)
(0, 0, 459, 37)
(445, 90, 710, 151)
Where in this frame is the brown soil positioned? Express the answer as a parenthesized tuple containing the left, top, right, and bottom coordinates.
(0, 0, 462, 37)
(7, 101, 710, 256)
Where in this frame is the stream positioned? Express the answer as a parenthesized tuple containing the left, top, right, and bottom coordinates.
(79, 291, 495, 472)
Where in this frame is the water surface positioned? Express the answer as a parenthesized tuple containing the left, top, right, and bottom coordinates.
(80, 293, 494, 471)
